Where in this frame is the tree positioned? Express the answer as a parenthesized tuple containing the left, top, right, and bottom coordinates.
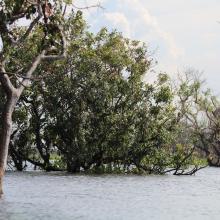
(31, 24, 203, 175)
(2, 14, 205, 176)
(0, 0, 68, 195)
(174, 70, 220, 167)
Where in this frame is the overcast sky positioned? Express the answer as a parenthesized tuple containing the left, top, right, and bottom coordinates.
(75, 0, 220, 94)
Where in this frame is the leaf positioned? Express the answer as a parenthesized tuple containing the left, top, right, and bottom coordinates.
(63, 0, 72, 4)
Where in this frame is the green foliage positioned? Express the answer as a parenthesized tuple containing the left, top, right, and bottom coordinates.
(0, 9, 208, 174)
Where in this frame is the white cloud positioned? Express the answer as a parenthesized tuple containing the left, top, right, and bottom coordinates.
(104, 12, 131, 37)
(79, 0, 183, 58)
(118, 0, 184, 59)
(78, 0, 220, 93)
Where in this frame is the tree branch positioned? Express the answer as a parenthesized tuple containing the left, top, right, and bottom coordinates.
(17, 50, 46, 92)
(0, 66, 16, 96)
(73, 3, 104, 10)
(15, 1, 43, 45)
(42, 24, 67, 61)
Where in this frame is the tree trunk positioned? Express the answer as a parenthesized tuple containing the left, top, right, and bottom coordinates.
(0, 95, 18, 195)
(67, 160, 81, 173)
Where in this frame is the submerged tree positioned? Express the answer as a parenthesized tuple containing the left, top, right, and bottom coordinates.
(4, 14, 205, 175)
(175, 71, 220, 167)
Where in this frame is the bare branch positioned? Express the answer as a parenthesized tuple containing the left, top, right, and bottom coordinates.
(174, 165, 207, 176)
(73, 2, 104, 10)
(15, 1, 43, 45)
(9, 12, 27, 25)
(16, 16, 41, 45)
(17, 50, 46, 92)
(62, 4, 67, 17)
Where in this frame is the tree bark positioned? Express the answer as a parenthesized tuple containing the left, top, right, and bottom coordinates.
(0, 0, 67, 196)
(0, 94, 18, 195)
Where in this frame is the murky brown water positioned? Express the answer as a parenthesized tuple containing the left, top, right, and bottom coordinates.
(0, 167, 220, 220)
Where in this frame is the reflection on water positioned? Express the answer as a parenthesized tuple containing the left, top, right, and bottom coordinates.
(0, 168, 220, 220)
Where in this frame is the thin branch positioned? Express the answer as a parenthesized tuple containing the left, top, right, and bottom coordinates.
(174, 165, 207, 176)
(9, 12, 26, 25)
(15, 74, 43, 81)
(16, 16, 41, 45)
(16, 79, 30, 89)
(73, 2, 104, 10)
(15, 1, 43, 45)
(62, 4, 67, 16)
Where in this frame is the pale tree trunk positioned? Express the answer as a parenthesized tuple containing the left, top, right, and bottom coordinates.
(0, 50, 66, 195)
(0, 0, 67, 196)
(0, 93, 18, 195)
(0, 53, 44, 196)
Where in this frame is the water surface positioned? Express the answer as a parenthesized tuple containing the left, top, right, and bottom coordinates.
(0, 167, 220, 220)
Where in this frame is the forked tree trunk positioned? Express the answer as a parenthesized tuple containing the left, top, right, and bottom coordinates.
(0, 94, 18, 195)
(0, 53, 45, 196)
